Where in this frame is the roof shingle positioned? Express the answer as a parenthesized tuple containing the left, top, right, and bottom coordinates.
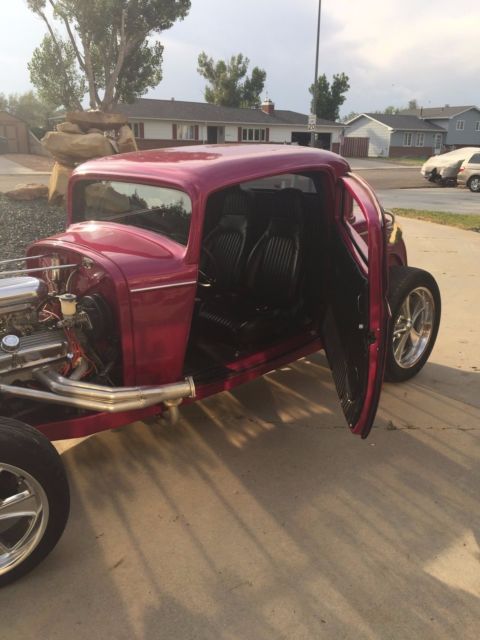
(364, 113, 445, 131)
(114, 98, 341, 127)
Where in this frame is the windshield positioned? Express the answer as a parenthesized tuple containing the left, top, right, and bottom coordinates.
(73, 180, 192, 246)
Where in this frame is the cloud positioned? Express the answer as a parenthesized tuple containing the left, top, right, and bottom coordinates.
(1, 0, 478, 118)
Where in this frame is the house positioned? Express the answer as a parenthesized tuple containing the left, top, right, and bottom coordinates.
(401, 105, 480, 148)
(113, 98, 345, 152)
(345, 113, 446, 158)
(0, 111, 31, 154)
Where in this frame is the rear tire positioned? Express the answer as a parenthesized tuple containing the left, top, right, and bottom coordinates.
(468, 176, 480, 192)
(385, 266, 441, 382)
(0, 418, 70, 587)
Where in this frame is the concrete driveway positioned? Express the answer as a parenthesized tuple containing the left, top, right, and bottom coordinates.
(0, 155, 51, 192)
(377, 188, 480, 214)
(2, 219, 479, 639)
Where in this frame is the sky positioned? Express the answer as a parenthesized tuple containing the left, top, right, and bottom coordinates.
(1, 0, 479, 118)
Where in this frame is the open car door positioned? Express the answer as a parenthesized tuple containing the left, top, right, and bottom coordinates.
(322, 173, 389, 438)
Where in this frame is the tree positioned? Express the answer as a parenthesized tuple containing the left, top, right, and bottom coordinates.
(309, 73, 350, 121)
(341, 111, 359, 123)
(382, 105, 400, 115)
(0, 91, 53, 134)
(197, 52, 266, 108)
(27, 0, 191, 112)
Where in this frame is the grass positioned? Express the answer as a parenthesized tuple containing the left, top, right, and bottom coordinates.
(384, 157, 427, 166)
(392, 208, 480, 232)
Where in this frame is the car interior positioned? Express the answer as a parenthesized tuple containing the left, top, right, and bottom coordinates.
(183, 172, 332, 382)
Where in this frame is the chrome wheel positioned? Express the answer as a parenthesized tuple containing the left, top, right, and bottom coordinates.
(468, 176, 480, 192)
(393, 286, 435, 369)
(0, 463, 49, 577)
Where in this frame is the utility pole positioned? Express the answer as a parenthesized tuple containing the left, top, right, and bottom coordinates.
(310, 0, 322, 146)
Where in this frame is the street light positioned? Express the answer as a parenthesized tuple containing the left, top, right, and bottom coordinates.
(310, 0, 322, 147)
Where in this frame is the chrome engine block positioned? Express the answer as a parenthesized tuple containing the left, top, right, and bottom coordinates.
(0, 275, 68, 382)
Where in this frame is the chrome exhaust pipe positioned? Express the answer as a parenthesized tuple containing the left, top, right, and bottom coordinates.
(0, 369, 195, 414)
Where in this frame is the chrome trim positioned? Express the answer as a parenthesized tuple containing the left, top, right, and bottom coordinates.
(0, 255, 46, 267)
(0, 264, 77, 278)
(130, 280, 197, 293)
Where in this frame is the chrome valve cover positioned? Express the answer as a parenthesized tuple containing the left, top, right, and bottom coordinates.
(0, 276, 48, 314)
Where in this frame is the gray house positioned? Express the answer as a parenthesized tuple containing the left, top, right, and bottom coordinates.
(345, 113, 445, 158)
(401, 105, 480, 148)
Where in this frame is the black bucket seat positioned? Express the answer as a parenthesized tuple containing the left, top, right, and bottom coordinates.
(198, 188, 305, 346)
(200, 188, 253, 291)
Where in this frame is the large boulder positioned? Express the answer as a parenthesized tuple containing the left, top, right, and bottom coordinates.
(42, 131, 115, 165)
(56, 121, 83, 134)
(48, 162, 73, 205)
(4, 183, 49, 201)
(117, 125, 138, 154)
(85, 183, 131, 214)
(66, 110, 127, 131)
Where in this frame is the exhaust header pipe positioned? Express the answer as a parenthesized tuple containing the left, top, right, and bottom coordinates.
(0, 367, 195, 414)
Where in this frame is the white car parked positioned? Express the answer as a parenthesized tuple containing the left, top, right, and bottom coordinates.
(421, 147, 480, 186)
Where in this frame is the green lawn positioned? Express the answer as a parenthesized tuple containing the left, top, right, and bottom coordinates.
(385, 157, 427, 166)
(392, 208, 480, 232)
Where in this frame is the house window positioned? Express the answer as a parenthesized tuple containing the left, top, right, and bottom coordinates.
(242, 128, 266, 142)
(415, 133, 425, 147)
(403, 132, 413, 147)
(475, 121, 480, 132)
(434, 133, 443, 151)
(132, 122, 144, 139)
(456, 119, 465, 131)
(177, 125, 195, 140)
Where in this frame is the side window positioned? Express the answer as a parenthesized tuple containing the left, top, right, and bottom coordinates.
(469, 153, 480, 164)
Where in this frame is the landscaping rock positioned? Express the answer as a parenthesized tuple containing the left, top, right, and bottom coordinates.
(42, 131, 114, 165)
(4, 183, 49, 201)
(85, 182, 130, 214)
(56, 122, 83, 134)
(66, 110, 127, 131)
(48, 162, 73, 205)
(117, 125, 138, 154)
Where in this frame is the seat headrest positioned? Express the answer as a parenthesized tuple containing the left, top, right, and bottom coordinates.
(266, 188, 304, 236)
(222, 188, 253, 216)
(275, 188, 304, 219)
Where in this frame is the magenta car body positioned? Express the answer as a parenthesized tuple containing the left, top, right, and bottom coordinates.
(2, 144, 443, 586)
(24, 144, 407, 441)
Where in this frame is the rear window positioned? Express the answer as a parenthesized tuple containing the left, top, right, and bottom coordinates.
(241, 173, 316, 193)
(73, 180, 192, 246)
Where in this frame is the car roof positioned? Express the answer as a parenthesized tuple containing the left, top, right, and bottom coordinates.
(73, 144, 350, 195)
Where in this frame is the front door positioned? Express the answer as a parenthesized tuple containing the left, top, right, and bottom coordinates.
(322, 174, 388, 438)
(207, 127, 218, 144)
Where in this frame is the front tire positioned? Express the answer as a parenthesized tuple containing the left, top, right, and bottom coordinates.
(468, 176, 480, 192)
(0, 418, 70, 587)
(385, 266, 441, 382)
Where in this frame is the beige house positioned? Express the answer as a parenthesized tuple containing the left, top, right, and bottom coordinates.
(114, 98, 344, 152)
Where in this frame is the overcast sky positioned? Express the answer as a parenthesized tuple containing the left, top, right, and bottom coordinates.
(1, 0, 479, 118)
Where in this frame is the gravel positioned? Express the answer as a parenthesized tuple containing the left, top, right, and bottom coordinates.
(0, 195, 66, 261)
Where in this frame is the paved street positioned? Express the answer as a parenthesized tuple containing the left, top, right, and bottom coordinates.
(377, 188, 480, 214)
(2, 218, 479, 640)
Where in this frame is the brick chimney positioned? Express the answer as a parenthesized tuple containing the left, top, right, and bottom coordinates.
(261, 98, 274, 115)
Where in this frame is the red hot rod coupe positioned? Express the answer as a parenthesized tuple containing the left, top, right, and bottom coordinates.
(0, 144, 440, 585)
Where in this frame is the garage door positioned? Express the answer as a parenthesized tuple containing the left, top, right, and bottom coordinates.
(342, 137, 369, 158)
